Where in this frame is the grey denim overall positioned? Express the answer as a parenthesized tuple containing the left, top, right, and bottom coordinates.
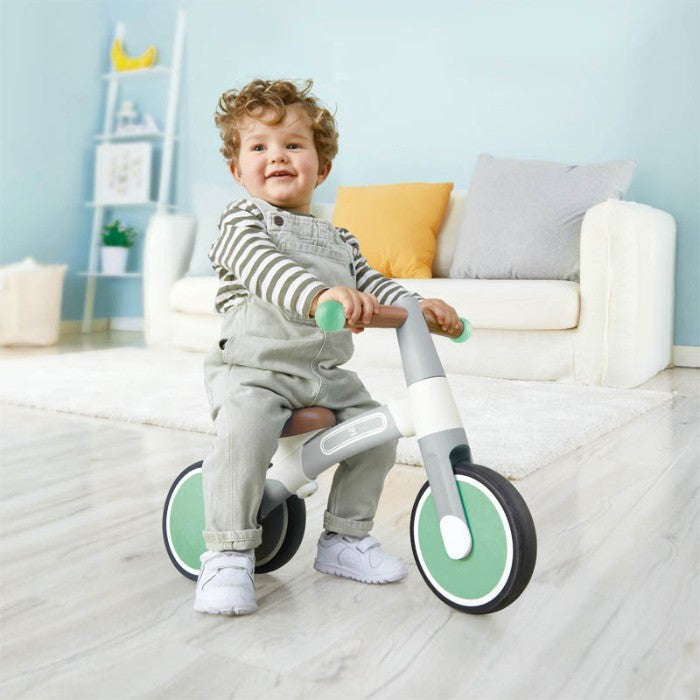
(202, 202, 397, 551)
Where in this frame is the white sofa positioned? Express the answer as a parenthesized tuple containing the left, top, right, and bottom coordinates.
(143, 190, 676, 388)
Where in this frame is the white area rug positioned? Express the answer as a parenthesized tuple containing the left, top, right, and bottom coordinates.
(0, 348, 671, 479)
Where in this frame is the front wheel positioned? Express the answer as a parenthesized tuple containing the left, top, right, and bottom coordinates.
(410, 463, 536, 614)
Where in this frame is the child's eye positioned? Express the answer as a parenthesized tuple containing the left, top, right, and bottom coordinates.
(287, 143, 300, 150)
(251, 144, 265, 152)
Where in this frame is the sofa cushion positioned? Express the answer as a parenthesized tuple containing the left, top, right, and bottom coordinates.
(313, 191, 467, 279)
(171, 275, 579, 331)
(170, 276, 220, 314)
(332, 182, 453, 278)
(432, 190, 467, 278)
(449, 155, 637, 282)
(396, 278, 580, 330)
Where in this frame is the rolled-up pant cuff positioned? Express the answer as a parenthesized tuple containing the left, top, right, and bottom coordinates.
(323, 511, 373, 537)
(203, 527, 262, 551)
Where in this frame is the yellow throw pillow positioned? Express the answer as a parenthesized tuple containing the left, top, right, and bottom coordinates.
(332, 182, 454, 278)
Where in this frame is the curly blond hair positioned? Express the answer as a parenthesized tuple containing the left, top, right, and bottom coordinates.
(215, 79, 338, 171)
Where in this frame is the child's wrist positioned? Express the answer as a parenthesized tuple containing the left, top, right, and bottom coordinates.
(309, 288, 330, 317)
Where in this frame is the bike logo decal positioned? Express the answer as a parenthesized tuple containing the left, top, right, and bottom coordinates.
(319, 413, 387, 455)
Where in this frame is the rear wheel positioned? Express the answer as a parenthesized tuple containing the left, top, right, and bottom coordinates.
(410, 463, 536, 614)
(255, 493, 306, 574)
(162, 461, 306, 580)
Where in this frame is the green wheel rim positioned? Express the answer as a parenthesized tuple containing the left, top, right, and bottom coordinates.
(166, 468, 206, 577)
(414, 474, 513, 606)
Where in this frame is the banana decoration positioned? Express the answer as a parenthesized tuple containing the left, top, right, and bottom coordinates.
(111, 38, 157, 72)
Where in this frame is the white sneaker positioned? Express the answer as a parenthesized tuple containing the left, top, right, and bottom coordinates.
(314, 531, 408, 584)
(194, 550, 257, 616)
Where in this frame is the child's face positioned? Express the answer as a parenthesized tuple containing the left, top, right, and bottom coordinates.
(230, 104, 331, 214)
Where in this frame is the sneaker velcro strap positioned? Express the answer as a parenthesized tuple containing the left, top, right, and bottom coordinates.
(355, 536, 379, 554)
(210, 553, 254, 575)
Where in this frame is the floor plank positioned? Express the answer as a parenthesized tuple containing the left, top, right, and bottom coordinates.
(0, 332, 698, 699)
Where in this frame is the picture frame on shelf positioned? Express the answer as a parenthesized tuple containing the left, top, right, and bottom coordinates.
(94, 141, 152, 204)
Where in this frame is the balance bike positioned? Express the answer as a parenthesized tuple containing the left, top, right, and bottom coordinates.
(163, 297, 537, 614)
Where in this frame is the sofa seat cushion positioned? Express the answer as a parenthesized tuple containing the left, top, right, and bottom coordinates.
(396, 278, 580, 330)
(170, 276, 220, 315)
(171, 276, 579, 330)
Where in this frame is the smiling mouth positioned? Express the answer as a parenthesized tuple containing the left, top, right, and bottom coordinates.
(267, 170, 294, 178)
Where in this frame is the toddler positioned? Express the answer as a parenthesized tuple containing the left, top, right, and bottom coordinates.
(195, 79, 460, 615)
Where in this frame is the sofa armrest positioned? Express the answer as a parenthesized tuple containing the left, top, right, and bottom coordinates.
(575, 199, 676, 387)
(143, 214, 197, 347)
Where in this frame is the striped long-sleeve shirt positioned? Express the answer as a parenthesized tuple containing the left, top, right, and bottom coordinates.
(209, 198, 419, 316)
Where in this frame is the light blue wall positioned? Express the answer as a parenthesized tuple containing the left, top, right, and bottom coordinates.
(1, 0, 108, 318)
(1, 0, 698, 346)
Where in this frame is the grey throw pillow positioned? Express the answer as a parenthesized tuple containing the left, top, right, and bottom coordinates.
(449, 154, 637, 281)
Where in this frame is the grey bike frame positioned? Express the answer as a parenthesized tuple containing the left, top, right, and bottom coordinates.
(259, 297, 474, 559)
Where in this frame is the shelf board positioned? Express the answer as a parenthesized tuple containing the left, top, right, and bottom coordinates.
(94, 132, 170, 141)
(102, 66, 172, 80)
(78, 272, 142, 278)
(85, 201, 176, 210)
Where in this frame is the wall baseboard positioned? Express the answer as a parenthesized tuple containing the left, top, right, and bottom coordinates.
(110, 317, 144, 332)
(673, 345, 700, 368)
(60, 317, 143, 335)
(60, 319, 109, 335)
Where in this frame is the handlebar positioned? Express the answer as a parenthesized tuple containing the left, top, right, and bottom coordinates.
(314, 300, 472, 343)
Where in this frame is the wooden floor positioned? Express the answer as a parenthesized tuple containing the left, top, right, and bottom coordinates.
(0, 332, 698, 699)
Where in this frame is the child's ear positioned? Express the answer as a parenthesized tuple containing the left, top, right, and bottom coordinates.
(229, 160, 243, 183)
(316, 161, 332, 187)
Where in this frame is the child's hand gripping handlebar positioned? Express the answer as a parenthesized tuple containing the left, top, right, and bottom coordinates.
(314, 300, 472, 343)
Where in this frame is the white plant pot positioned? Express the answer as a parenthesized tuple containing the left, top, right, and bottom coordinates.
(101, 246, 129, 275)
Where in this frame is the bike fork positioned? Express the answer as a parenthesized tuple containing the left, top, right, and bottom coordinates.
(410, 378, 474, 560)
(396, 296, 474, 560)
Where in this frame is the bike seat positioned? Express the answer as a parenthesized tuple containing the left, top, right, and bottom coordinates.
(281, 407, 336, 437)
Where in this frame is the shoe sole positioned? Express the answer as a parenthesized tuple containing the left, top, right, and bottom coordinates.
(313, 560, 407, 584)
(194, 603, 257, 616)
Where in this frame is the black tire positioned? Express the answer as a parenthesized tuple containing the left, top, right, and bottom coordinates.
(162, 461, 306, 579)
(410, 463, 536, 614)
(255, 495, 306, 574)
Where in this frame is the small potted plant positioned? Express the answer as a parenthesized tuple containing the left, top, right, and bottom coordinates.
(101, 219, 138, 275)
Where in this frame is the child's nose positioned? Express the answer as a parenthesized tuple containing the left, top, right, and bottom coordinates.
(270, 149, 289, 163)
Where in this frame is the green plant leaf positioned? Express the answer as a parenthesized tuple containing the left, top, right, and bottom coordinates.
(101, 219, 138, 247)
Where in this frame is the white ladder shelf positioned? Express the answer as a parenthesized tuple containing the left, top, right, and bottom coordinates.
(81, 10, 185, 333)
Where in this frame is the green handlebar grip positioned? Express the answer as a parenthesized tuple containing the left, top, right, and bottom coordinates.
(453, 318, 472, 343)
(315, 300, 346, 332)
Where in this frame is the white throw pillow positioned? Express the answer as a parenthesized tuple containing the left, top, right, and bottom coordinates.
(188, 182, 247, 276)
(432, 190, 468, 278)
